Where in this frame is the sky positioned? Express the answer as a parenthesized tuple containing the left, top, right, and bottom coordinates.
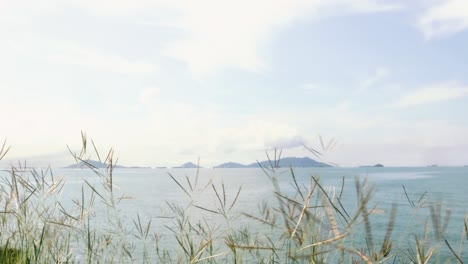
(1, 0, 468, 167)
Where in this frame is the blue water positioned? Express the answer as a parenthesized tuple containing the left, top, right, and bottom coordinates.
(3, 166, 467, 262)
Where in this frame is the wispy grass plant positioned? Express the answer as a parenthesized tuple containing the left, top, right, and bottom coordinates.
(0, 134, 466, 263)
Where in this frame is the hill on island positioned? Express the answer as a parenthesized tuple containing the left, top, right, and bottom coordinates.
(214, 157, 331, 168)
(172, 162, 202, 169)
(63, 160, 126, 169)
(213, 162, 246, 168)
(63, 157, 330, 169)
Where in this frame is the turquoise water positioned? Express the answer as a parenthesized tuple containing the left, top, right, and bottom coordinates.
(2, 166, 467, 262)
(52, 166, 468, 262)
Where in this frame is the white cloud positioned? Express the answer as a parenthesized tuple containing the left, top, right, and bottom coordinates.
(302, 83, 336, 96)
(163, 0, 402, 76)
(333, 0, 403, 13)
(162, 0, 309, 76)
(0, 0, 403, 77)
(48, 43, 156, 75)
(0, 26, 157, 76)
(392, 82, 468, 108)
(407, 120, 468, 147)
(3, 87, 467, 167)
(265, 134, 307, 150)
(419, 0, 468, 39)
(42, 0, 401, 77)
(0, 1, 60, 26)
(0, 98, 93, 159)
(359, 67, 390, 91)
(324, 117, 468, 166)
(139, 87, 161, 105)
(65, 0, 166, 17)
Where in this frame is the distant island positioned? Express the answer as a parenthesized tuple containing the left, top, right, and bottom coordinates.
(359, 164, 384, 168)
(214, 157, 331, 168)
(63, 157, 331, 169)
(172, 162, 202, 169)
(214, 162, 246, 168)
(63, 160, 149, 169)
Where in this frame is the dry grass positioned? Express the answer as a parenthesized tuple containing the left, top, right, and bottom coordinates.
(0, 135, 466, 263)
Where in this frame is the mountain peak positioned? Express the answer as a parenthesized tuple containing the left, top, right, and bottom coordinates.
(63, 159, 126, 169)
(214, 157, 331, 168)
(173, 162, 202, 168)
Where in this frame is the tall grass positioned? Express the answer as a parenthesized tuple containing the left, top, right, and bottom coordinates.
(0, 134, 466, 263)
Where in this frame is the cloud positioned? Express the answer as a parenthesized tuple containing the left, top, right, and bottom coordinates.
(45, 0, 402, 77)
(392, 82, 468, 108)
(162, 0, 310, 76)
(48, 42, 156, 75)
(302, 83, 337, 96)
(163, 0, 402, 76)
(359, 67, 390, 91)
(1, 0, 403, 77)
(334, 0, 403, 13)
(419, 0, 468, 39)
(139, 87, 161, 105)
(0, 1, 60, 26)
(266, 135, 307, 149)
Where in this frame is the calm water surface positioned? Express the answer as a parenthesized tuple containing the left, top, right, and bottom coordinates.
(50, 167, 468, 261)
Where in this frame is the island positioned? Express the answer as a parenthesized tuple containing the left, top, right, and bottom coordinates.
(172, 162, 202, 169)
(63, 159, 126, 169)
(213, 162, 247, 168)
(63, 160, 149, 169)
(63, 157, 332, 170)
(214, 157, 331, 168)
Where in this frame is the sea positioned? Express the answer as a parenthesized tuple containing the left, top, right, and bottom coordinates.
(3, 166, 468, 262)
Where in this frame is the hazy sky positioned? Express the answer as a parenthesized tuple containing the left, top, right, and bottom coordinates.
(1, 0, 468, 167)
